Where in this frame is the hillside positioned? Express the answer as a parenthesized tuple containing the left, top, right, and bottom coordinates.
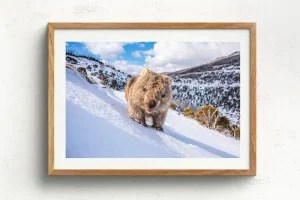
(66, 53, 132, 90)
(65, 63, 240, 158)
(166, 51, 240, 124)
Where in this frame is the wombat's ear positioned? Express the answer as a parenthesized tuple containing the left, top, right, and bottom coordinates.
(162, 74, 173, 85)
(140, 68, 152, 76)
(167, 76, 173, 84)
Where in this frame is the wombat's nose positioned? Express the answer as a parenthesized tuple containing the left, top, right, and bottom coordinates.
(148, 100, 156, 109)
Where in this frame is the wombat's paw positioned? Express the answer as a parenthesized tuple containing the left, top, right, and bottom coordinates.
(137, 120, 148, 127)
(131, 118, 148, 127)
(141, 122, 148, 127)
(153, 126, 164, 132)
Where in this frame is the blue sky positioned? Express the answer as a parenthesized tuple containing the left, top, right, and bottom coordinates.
(66, 42, 154, 66)
(66, 41, 240, 75)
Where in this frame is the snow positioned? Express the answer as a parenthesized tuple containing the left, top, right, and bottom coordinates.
(66, 67, 240, 158)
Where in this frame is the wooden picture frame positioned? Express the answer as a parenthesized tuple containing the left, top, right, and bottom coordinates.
(48, 22, 256, 176)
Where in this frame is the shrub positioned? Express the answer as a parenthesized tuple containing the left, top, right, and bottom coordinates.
(98, 73, 105, 80)
(86, 66, 92, 71)
(110, 79, 117, 88)
(176, 100, 190, 112)
(217, 116, 231, 131)
(77, 67, 95, 84)
(90, 72, 99, 76)
(66, 56, 78, 64)
(229, 125, 240, 139)
(102, 78, 108, 84)
(77, 67, 87, 76)
(194, 105, 220, 129)
(169, 102, 176, 110)
(183, 108, 194, 118)
(66, 64, 75, 70)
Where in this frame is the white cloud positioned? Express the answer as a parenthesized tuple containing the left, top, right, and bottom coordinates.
(84, 42, 126, 59)
(143, 42, 240, 73)
(131, 51, 142, 58)
(112, 60, 143, 76)
(83, 42, 240, 75)
(143, 49, 154, 55)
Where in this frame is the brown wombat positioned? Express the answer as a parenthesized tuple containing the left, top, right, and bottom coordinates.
(125, 68, 173, 131)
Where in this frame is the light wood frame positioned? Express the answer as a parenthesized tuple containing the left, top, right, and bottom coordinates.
(48, 22, 256, 176)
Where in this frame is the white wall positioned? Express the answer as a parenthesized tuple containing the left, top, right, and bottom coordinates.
(1, 0, 299, 199)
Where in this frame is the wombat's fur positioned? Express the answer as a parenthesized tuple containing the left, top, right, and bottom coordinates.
(125, 68, 173, 131)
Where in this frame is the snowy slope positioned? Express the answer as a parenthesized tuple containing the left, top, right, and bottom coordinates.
(66, 67, 240, 158)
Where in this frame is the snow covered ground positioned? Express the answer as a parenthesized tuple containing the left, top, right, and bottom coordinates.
(66, 67, 240, 158)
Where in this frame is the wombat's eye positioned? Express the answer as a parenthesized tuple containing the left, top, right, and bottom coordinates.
(143, 88, 147, 92)
(162, 94, 166, 98)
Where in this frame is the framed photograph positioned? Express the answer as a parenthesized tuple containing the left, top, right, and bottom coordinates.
(48, 22, 256, 175)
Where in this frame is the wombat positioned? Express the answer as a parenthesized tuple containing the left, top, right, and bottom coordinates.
(125, 68, 173, 131)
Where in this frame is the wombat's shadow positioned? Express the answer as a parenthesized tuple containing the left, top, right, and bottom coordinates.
(124, 114, 238, 158)
(162, 126, 238, 158)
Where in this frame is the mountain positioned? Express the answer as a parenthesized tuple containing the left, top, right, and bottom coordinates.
(166, 51, 240, 124)
(65, 65, 240, 158)
(66, 53, 132, 91)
